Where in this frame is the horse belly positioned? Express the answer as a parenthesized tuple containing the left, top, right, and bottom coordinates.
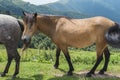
(64, 31, 96, 48)
(68, 38, 95, 48)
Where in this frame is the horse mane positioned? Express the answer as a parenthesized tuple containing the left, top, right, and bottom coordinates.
(17, 19, 24, 32)
(38, 14, 71, 20)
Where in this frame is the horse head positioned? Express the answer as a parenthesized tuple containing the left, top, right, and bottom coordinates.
(22, 12, 38, 50)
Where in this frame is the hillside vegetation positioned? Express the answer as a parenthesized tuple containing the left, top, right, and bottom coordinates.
(0, 0, 88, 18)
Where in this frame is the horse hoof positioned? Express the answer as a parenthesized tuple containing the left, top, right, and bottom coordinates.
(54, 65, 58, 69)
(99, 70, 104, 75)
(12, 75, 16, 80)
(1, 73, 6, 77)
(86, 72, 92, 77)
(67, 71, 73, 76)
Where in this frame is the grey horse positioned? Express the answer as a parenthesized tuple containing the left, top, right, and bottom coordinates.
(0, 14, 24, 78)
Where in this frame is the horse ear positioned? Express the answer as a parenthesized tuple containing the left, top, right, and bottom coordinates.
(23, 11, 27, 16)
(34, 12, 37, 18)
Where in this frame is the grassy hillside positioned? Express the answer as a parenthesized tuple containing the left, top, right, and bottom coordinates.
(0, 48, 120, 80)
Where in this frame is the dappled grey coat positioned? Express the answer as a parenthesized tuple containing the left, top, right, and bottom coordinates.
(0, 14, 23, 78)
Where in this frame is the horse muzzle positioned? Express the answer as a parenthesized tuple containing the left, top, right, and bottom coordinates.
(22, 36, 31, 43)
(21, 35, 31, 50)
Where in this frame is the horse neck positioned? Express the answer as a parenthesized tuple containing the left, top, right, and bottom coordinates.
(36, 16, 58, 37)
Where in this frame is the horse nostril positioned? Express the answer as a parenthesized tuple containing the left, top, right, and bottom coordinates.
(21, 36, 26, 41)
(23, 38, 27, 42)
(22, 36, 27, 42)
(21, 36, 31, 43)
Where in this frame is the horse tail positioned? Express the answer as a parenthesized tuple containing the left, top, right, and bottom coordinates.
(105, 23, 120, 48)
(17, 19, 24, 32)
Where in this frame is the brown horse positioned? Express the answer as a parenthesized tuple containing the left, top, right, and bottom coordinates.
(21, 12, 117, 77)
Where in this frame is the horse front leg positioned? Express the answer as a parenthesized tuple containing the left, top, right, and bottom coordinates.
(60, 46, 74, 76)
(99, 47, 110, 74)
(54, 47, 61, 69)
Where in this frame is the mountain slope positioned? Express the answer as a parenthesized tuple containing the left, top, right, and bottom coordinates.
(1, 0, 119, 21)
(13, 0, 88, 18)
(46, 0, 120, 22)
(0, 0, 88, 19)
(0, 0, 23, 15)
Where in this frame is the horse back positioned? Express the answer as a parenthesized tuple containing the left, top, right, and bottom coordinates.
(0, 14, 22, 44)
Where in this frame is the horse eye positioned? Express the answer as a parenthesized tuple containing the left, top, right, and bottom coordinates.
(28, 22, 34, 29)
(33, 18, 36, 22)
(23, 17, 28, 23)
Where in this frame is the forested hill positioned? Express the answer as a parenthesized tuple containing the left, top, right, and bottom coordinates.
(0, 0, 87, 18)
(0, 0, 120, 21)
(0, 0, 23, 16)
(46, 0, 120, 22)
(1, 0, 120, 22)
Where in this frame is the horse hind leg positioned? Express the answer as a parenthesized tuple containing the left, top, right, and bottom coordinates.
(54, 47, 61, 69)
(1, 45, 20, 78)
(1, 53, 13, 77)
(12, 49, 20, 78)
(86, 42, 106, 77)
(99, 47, 110, 74)
(1, 46, 14, 77)
(86, 54, 103, 77)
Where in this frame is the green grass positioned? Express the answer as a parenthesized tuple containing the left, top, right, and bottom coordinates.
(0, 62, 120, 80)
(0, 48, 120, 80)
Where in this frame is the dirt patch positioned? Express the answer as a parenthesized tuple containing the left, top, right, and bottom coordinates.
(75, 71, 120, 78)
(54, 71, 120, 79)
